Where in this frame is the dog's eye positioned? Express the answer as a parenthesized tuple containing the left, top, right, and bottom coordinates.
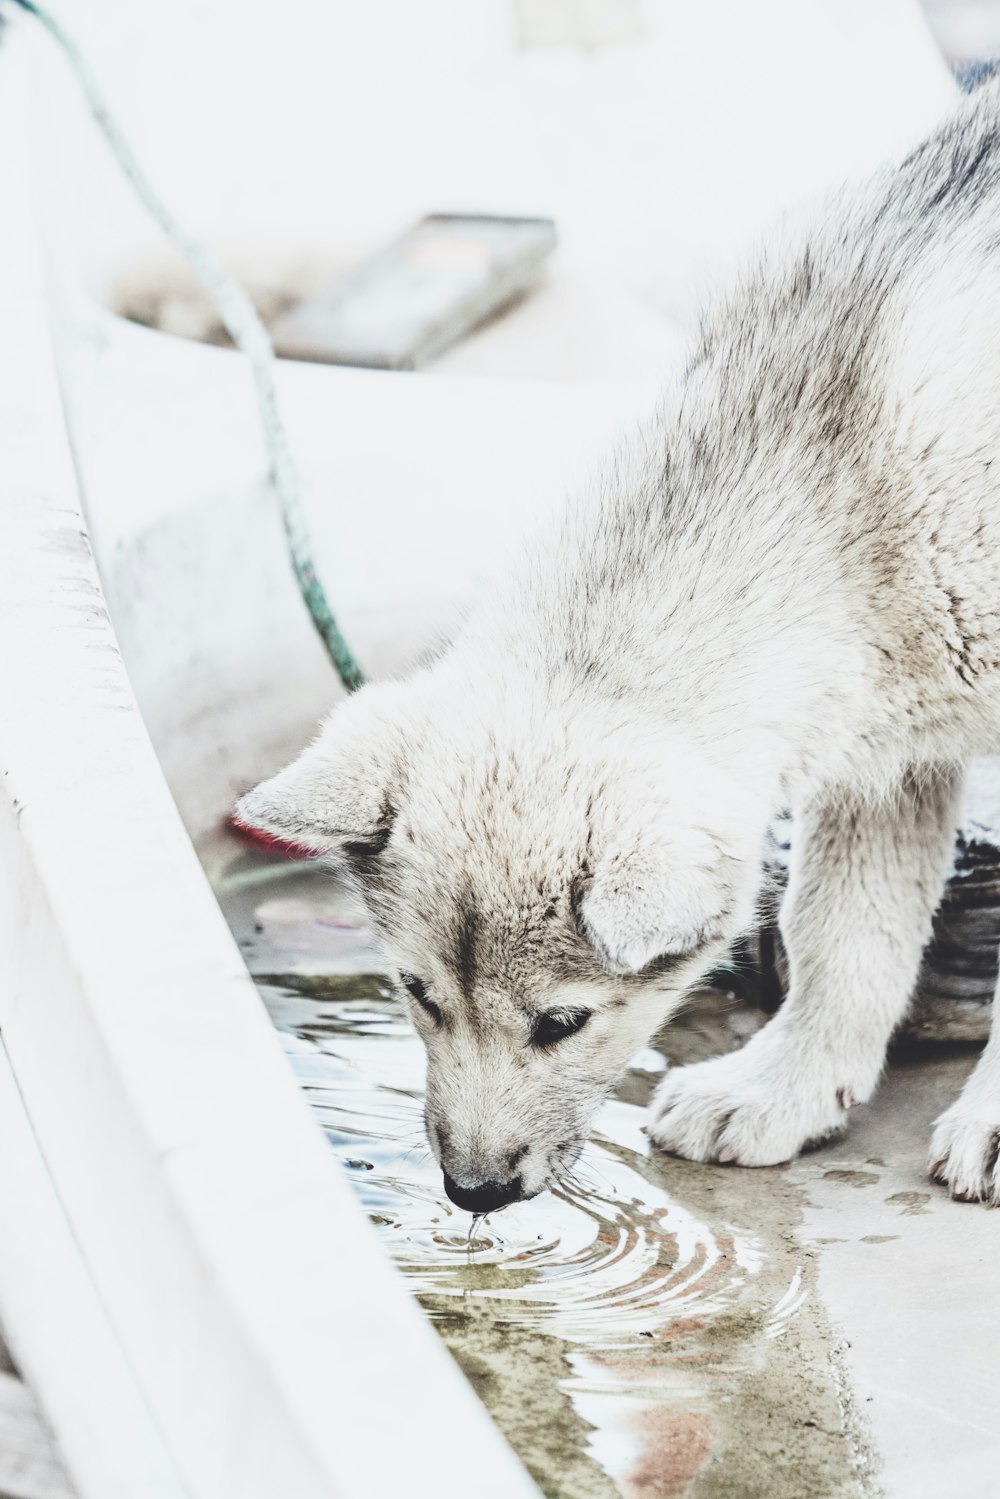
(531, 1008, 591, 1048)
(402, 973, 441, 1024)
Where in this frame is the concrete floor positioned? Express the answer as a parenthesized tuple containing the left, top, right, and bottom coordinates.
(626, 1022, 1000, 1498)
(789, 1044, 1000, 1499)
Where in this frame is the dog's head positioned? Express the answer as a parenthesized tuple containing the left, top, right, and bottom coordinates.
(238, 675, 764, 1212)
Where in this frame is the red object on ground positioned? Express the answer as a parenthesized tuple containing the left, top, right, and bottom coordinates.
(227, 812, 321, 862)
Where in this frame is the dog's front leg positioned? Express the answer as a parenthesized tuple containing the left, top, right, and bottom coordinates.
(648, 769, 961, 1166)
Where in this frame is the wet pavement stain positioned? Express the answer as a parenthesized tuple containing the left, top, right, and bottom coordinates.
(645, 1158, 876, 1499)
(215, 848, 879, 1499)
(883, 1192, 932, 1217)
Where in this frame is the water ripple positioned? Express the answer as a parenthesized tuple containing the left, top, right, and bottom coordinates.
(279, 1003, 764, 1348)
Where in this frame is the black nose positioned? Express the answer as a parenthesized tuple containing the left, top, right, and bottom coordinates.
(442, 1172, 523, 1215)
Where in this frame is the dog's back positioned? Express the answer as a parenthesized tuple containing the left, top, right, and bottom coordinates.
(488, 76, 1000, 771)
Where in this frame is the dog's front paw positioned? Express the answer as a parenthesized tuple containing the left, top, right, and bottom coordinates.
(647, 1039, 852, 1167)
(929, 1101, 1000, 1205)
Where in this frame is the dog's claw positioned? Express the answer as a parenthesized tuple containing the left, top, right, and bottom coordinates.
(929, 1111, 1000, 1205)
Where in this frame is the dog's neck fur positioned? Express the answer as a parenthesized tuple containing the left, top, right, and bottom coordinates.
(452, 375, 874, 813)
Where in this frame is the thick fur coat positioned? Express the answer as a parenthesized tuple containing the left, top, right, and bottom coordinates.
(241, 80, 1000, 1209)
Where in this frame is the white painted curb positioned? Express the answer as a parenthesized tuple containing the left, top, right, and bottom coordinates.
(0, 47, 537, 1499)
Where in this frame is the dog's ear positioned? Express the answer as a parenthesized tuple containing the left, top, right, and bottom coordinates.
(576, 827, 739, 976)
(235, 682, 416, 855)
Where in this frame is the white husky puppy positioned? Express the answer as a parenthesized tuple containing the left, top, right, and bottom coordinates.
(240, 81, 1000, 1210)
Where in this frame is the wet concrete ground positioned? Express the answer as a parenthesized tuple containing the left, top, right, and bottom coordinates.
(216, 845, 1000, 1499)
(790, 1045, 1000, 1499)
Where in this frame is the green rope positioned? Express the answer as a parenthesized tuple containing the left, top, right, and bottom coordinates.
(6, 0, 366, 693)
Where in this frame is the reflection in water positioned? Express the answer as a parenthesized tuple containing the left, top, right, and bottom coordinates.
(216, 851, 860, 1499)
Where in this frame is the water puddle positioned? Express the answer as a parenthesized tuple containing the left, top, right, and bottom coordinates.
(215, 846, 874, 1499)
